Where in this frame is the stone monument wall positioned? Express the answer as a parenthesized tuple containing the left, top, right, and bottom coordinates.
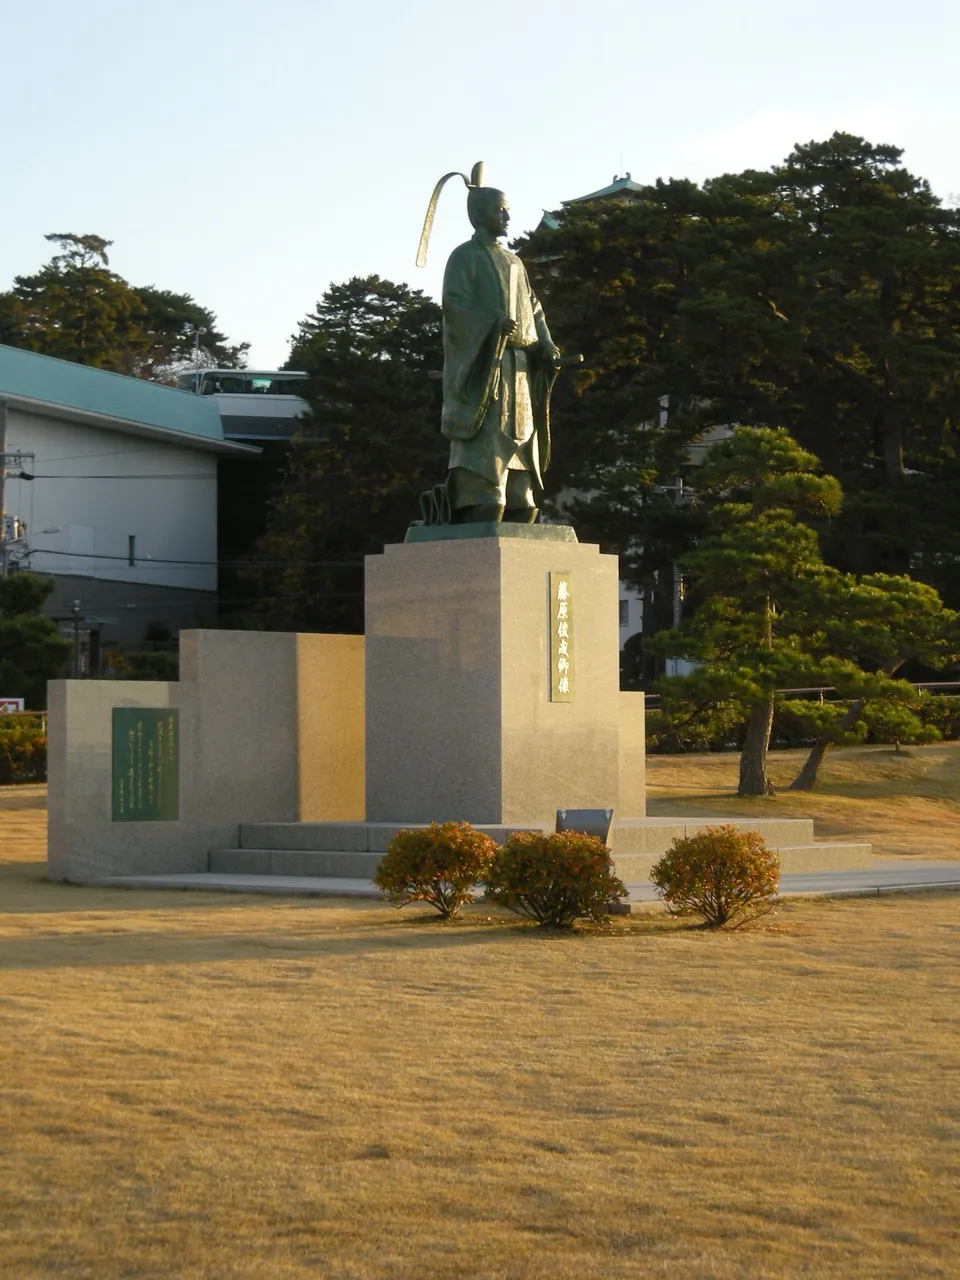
(47, 630, 365, 881)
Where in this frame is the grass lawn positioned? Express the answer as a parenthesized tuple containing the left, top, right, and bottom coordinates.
(1, 763, 959, 1277)
(647, 741, 960, 861)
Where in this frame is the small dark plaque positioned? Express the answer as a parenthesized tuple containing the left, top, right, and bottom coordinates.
(556, 809, 614, 843)
(112, 708, 179, 822)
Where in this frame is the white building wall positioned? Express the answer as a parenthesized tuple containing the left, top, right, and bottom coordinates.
(618, 582, 643, 651)
(4, 408, 217, 593)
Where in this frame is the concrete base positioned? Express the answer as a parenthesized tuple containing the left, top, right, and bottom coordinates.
(81, 861, 960, 902)
(613, 843, 873, 880)
(206, 816, 873, 880)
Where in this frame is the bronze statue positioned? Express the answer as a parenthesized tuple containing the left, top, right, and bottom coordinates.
(417, 163, 574, 524)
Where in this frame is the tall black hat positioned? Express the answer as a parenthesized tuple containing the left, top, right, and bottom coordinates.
(416, 161, 485, 268)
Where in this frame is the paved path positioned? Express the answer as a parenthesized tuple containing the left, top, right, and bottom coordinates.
(628, 859, 960, 902)
(91, 859, 960, 903)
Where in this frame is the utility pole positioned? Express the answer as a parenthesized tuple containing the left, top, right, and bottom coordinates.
(71, 600, 82, 678)
(183, 324, 208, 391)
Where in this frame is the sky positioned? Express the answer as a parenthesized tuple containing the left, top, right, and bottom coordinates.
(3, 0, 959, 368)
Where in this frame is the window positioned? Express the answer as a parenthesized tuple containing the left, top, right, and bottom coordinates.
(619, 599, 629, 627)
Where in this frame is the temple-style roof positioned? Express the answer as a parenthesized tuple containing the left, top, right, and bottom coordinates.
(563, 173, 646, 205)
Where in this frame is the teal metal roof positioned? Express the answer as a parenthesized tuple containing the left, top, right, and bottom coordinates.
(0, 343, 251, 452)
(564, 173, 646, 205)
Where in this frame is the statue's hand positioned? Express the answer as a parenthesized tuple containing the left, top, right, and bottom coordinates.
(499, 315, 517, 336)
(541, 342, 562, 369)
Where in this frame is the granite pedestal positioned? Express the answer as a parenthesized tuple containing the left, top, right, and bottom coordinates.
(364, 524, 628, 824)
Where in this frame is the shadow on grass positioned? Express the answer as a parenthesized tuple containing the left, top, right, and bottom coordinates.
(0, 911, 699, 971)
(0, 861, 316, 917)
(0, 854, 701, 969)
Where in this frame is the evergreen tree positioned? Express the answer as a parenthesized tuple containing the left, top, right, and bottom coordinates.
(655, 428, 843, 796)
(2, 234, 146, 369)
(519, 134, 960, 609)
(127, 286, 249, 379)
(251, 276, 443, 631)
(785, 574, 960, 789)
(0, 575, 72, 709)
(0, 234, 247, 378)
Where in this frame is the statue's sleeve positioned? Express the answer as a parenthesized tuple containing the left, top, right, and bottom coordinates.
(526, 271, 553, 348)
(441, 245, 505, 441)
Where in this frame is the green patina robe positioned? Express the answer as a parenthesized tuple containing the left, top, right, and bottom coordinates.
(441, 230, 557, 491)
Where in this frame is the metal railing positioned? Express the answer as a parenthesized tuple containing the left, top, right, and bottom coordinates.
(643, 682, 960, 707)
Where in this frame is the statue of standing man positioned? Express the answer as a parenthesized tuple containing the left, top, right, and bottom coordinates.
(417, 163, 565, 524)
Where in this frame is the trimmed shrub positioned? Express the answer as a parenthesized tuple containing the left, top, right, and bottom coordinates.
(484, 830, 628, 929)
(861, 699, 940, 746)
(0, 724, 47, 784)
(916, 694, 960, 741)
(650, 824, 780, 928)
(374, 821, 496, 919)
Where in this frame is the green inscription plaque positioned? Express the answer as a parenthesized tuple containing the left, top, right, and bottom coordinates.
(549, 571, 573, 702)
(112, 708, 179, 822)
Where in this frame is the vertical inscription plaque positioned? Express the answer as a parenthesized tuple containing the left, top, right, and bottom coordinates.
(549, 571, 573, 702)
(112, 708, 179, 822)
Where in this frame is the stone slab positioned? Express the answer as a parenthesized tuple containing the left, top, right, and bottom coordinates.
(613, 841, 872, 881)
(240, 822, 372, 852)
(610, 817, 816, 855)
(236, 820, 554, 854)
(82, 860, 960, 902)
(404, 521, 578, 544)
(362, 822, 551, 853)
(269, 849, 384, 878)
(89, 873, 381, 897)
(609, 822, 687, 855)
(210, 848, 271, 875)
(770, 842, 873, 872)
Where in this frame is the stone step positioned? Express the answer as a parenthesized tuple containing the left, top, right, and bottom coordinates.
(609, 818, 816, 855)
(237, 816, 817, 855)
(86, 863, 960, 901)
(238, 821, 552, 853)
(612, 841, 873, 880)
(211, 848, 383, 879)
(212, 838, 871, 880)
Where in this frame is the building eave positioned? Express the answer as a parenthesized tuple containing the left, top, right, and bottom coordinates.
(3, 392, 260, 457)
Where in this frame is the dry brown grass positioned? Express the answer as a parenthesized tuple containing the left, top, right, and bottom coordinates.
(1, 781, 959, 1277)
(647, 741, 960, 860)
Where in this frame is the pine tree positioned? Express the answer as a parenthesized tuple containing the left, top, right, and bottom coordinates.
(656, 428, 843, 796)
(250, 277, 443, 632)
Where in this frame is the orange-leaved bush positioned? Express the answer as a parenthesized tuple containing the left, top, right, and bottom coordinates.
(374, 821, 496, 919)
(0, 724, 46, 783)
(650, 824, 780, 927)
(484, 830, 627, 929)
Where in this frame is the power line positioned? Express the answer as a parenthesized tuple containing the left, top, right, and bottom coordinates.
(48, 591, 365, 609)
(28, 473, 216, 480)
(29, 548, 363, 567)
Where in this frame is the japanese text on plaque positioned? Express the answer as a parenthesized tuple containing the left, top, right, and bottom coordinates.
(550, 572, 573, 701)
(112, 708, 180, 822)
